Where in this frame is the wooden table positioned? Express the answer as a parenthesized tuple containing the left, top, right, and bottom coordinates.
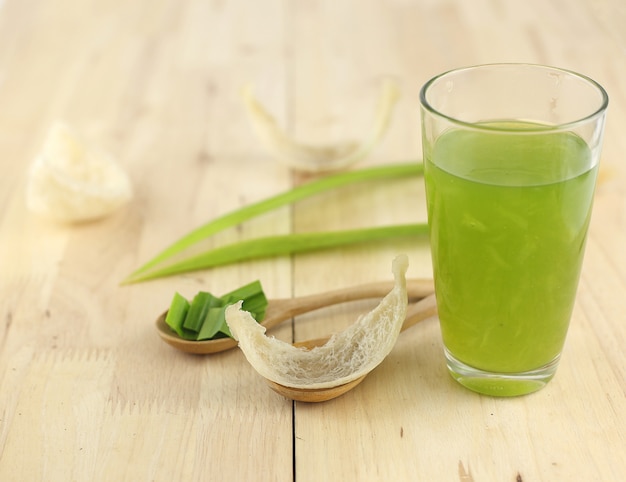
(1, 0, 624, 480)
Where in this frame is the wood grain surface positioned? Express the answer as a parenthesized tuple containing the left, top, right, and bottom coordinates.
(0, 0, 624, 480)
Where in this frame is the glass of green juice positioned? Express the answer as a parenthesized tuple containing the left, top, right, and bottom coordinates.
(419, 64, 608, 396)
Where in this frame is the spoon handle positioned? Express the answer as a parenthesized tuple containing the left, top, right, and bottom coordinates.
(401, 293, 438, 332)
(261, 278, 435, 332)
(292, 293, 438, 350)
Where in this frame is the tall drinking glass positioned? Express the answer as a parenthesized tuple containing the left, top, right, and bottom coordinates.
(419, 64, 608, 396)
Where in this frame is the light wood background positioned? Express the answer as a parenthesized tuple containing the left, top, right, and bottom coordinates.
(1, 0, 624, 480)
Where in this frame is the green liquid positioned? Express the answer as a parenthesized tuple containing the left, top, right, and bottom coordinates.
(425, 123, 598, 375)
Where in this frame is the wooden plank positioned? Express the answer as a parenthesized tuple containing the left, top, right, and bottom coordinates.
(0, 0, 294, 480)
(288, 0, 626, 481)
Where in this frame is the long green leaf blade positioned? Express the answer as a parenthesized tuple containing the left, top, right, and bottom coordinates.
(127, 223, 428, 283)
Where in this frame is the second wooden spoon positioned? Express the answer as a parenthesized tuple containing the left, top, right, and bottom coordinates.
(265, 293, 438, 402)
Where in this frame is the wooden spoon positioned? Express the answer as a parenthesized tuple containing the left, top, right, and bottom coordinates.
(264, 293, 438, 402)
(155, 278, 434, 355)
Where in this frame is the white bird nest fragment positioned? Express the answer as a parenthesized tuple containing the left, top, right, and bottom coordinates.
(26, 121, 133, 223)
(241, 79, 400, 173)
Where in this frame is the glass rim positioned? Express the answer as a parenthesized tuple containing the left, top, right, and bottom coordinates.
(419, 63, 609, 133)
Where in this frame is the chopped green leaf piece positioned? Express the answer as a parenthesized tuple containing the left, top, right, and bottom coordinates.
(218, 317, 233, 338)
(164, 292, 196, 339)
(243, 298, 267, 321)
(183, 291, 220, 332)
(222, 280, 268, 322)
(222, 280, 263, 301)
(196, 306, 227, 340)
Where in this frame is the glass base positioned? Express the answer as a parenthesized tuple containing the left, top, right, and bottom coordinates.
(444, 348, 560, 397)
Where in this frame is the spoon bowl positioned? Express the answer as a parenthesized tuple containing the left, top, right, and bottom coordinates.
(266, 377, 367, 403)
(155, 317, 238, 354)
(156, 279, 434, 355)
